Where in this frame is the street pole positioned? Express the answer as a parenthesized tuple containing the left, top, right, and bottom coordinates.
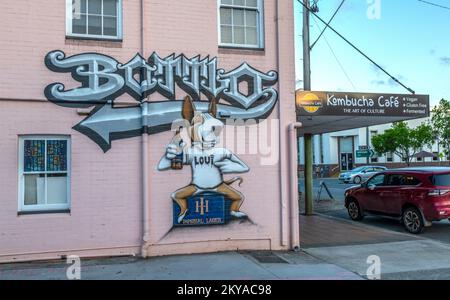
(303, 1, 314, 216)
(366, 127, 370, 165)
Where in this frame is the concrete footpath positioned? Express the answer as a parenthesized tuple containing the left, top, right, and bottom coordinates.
(3, 213, 450, 280)
(301, 214, 450, 280)
(0, 251, 361, 280)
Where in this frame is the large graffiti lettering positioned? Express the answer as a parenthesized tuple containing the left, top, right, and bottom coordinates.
(44, 50, 279, 151)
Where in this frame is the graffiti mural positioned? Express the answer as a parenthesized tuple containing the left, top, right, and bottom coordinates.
(44, 51, 279, 226)
(158, 96, 249, 226)
(44, 50, 279, 151)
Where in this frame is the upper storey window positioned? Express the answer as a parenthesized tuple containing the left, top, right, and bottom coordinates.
(66, 0, 122, 40)
(218, 0, 265, 49)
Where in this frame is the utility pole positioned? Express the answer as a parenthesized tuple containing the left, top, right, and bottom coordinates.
(303, 0, 313, 216)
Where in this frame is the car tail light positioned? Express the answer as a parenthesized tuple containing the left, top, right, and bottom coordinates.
(428, 189, 450, 196)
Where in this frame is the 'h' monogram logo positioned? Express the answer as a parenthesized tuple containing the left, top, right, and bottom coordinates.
(196, 197, 209, 215)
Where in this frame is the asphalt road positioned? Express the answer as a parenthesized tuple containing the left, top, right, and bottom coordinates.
(298, 178, 356, 201)
(309, 178, 450, 245)
(326, 209, 450, 245)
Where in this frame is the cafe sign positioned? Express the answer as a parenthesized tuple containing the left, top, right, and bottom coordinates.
(296, 91, 429, 117)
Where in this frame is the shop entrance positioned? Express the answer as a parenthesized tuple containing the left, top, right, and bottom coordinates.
(294, 90, 431, 249)
(340, 153, 354, 171)
(339, 136, 354, 171)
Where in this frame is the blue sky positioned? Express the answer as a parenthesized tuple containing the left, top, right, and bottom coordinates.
(294, 0, 450, 106)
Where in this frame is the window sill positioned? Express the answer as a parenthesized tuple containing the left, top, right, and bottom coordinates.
(18, 209, 71, 216)
(65, 36, 123, 48)
(218, 46, 265, 55)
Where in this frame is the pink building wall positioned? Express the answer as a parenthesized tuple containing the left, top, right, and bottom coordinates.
(0, 0, 297, 262)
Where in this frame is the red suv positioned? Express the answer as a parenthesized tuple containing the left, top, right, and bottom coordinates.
(345, 167, 450, 234)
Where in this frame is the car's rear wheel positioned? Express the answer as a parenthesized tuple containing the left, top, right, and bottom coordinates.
(347, 199, 364, 221)
(402, 207, 424, 234)
(353, 176, 362, 184)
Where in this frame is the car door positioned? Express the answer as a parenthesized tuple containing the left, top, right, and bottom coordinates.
(383, 174, 421, 215)
(379, 174, 404, 215)
(363, 173, 387, 212)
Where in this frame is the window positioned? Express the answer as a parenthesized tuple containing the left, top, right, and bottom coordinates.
(430, 173, 450, 186)
(387, 174, 421, 186)
(319, 134, 324, 164)
(374, 167, 386, 172)
(66, 0, 122, 40)
(364, 167, 374, 173)
(404, 176, 421, 186)
(386, 152, 393, 162)
(218, 0, 264, 48)
(18, 136, 71, 213)
(367, 174, 385, 187)
(433, 152, 439, 161)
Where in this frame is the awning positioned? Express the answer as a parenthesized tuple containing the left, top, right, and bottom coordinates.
(296, 91, 430, 135)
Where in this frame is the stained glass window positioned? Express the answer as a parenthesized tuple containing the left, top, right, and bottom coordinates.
(20, 137, 70, 212)
(24, 140, 45, 172)
(47, 140, 68, 172)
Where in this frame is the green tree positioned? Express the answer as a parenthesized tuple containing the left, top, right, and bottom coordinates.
(372, 121, 434, 166)
(431, 99, 450, 165)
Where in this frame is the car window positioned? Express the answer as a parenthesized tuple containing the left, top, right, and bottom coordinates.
(367, 174, 385, 186)
(387, 174, 421, 186)
(430, 173, 450, 187)
(352, 167, 365, 172)
(404, 175, 421, 185)
(374, 167, 385, 171)
(387, 174, 403, 186)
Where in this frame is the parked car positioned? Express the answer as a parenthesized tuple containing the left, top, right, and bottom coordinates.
(339, 166, 387, 184)
(344, 167, 450, 234)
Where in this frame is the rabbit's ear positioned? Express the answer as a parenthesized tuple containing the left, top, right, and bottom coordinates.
(182, 95, 195, 122)
(208, 98, 217, 118)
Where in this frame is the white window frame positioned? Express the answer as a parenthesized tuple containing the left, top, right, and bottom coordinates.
(66, 0, 123, 40)
(18, 136, 71, 213)
(217, 0, 265, 49)
(386, 152, 394, 162)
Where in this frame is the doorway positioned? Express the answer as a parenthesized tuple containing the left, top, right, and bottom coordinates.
(339, 136, 354, 171)
(340, 153, 354, 171)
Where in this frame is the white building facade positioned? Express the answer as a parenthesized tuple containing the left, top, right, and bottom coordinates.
(299, 117, 449, 177)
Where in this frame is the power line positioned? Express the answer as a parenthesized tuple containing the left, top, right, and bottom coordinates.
(312, 17, 356, 90)
(297, 0, 416, 94)
(418, 0, 450, 10)
(310, 0, 346, 50)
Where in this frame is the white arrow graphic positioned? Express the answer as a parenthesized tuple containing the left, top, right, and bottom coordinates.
(73, 95, 277, 152)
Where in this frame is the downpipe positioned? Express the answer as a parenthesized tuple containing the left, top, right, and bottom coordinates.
(140, 0, 151, 258)
(141, 101, 150, 258)
(289, 123, 302, 251)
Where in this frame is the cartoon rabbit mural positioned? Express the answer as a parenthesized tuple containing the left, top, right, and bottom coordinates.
(158, 96, 250, 224)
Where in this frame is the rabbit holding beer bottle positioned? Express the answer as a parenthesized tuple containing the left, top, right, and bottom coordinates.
(158, 96, 249, 223)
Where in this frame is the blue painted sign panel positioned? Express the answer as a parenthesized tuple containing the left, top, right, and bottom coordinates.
(173, 193, 228, 226)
